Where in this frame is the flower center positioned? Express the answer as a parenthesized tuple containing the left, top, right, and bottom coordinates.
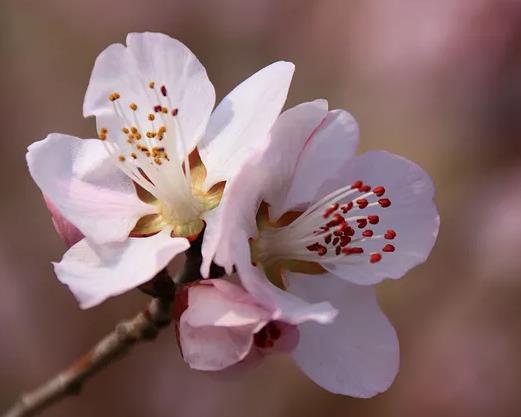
(255, 180, 396, 267)
(98, 82, 222, 237)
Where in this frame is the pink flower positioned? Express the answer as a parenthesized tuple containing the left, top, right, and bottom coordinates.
(27, 32, 294, 308)
(200, 99, 440, 396)
(175, 276, 400, 397)
(174, 278, 335, 371)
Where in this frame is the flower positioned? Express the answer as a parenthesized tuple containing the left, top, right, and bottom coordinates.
(173, 278, 336, 371)
(200, 99, 439, 396)
(174, 277, 399, 398)
(27, 32, 294, 308)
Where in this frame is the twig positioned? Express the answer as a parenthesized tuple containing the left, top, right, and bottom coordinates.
(1, 296, 172, 417)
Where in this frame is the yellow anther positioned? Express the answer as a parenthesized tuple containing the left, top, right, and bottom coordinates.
(148, 81, 155, 89)
(122, 127, 129, 134)
(146, 131, 156, 138)
(130, 127, 138, 134)
(109, 92, 121, 102)
(129, 103, 138, 111)
(131, 152, 137, 159)
(118, 155, 126, 162)
(148, 114, 155, 121)
(161, 107, 168, 114)
(98, 128, 108, 140)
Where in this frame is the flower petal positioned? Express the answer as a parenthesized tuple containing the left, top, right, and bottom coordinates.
(321, 151, 440, 285)
(54, 230, 189, 309)
(183, 280, 272, 328)
(44, 195, 84, 248)
(180, 279, 270, 371)
(180, 321, 260, 371)
(200, 100, 327, 277)
(27, 134, 155, 244)
(199, 61, 295, 187)
(84, 32, 215, 160)
(268, 109, 360, 219)
(288, 273, 399, 397)
(234, 238, 338, 325)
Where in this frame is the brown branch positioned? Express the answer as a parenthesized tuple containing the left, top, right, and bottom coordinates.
(1, 297, 172, 417)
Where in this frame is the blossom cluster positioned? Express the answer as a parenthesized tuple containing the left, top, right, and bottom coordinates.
(27, 33, 439, 397)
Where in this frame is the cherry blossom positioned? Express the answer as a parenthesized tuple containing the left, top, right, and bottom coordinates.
(27, 32, 294, 308)
(200, 99, 439, 395)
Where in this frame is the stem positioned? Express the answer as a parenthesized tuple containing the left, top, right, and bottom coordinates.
(1, 297, 172, 417)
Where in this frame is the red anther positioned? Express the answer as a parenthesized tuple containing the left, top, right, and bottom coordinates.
(336, 246, 341, 256)
(370, 253, 382, 263)
(172, 108, 179, 116)
(323, 203, 339, 218)
(360, 184, 371, 193)
(378, 198, 391, 208)
(346, 226, 355, 236)
(153, 105, 162, 112)
(368, 215, 380, 225)
(351, 180, 363, 190)
(357, 218, 368, 228)
(317, 246, 327, 256)
(332, 237, 340, 246)
(337, 222, 349, 233)
(341, 202, 353, 213)
(342, 247, 364, 255)
(362, 230, 374, 237)
(160, 85, 168, 96)
(306, 243, 321, 252)
(373, 186, 385, 196)
(383, 244, 395, 252)
(384, 229, 397, 240)
(327, 214, 344, 228)
(340, 236, 351, 246)
(333, 230, 343, 237)
(332, 213, 345, 224)
(324, 234, 332, 244)
(356, 198, 368, 209)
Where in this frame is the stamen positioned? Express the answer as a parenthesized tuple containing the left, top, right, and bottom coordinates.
(370, 253, 382, 263)
(382, 244, 395, 252)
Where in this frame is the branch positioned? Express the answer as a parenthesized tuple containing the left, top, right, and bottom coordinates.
(1, 296, 172, 417)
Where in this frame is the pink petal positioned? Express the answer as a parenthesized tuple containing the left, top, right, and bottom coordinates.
(288, 273, 399, 397)
(178, 279, 272, 371)
(84, 32, 215, 160)
(320, 150, 440, 285)
(199, 61, 295, 187)
(54, 230, 189, 309)
(27, 134, 155, 244)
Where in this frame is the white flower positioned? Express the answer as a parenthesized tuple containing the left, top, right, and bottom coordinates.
(201, 99, 440, 396)
(27, 32, 294, 308)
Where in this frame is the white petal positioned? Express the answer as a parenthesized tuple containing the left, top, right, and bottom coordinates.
(234, 237, 338, 325)
(269, 109, 360, 219)
(200, 100, 327, 277)
(199, 61, 295, 187)
(54, 230, 189, 309)
(288, 273, 399, 397)
(27, 134, 155, 244)
(84, 32, 215, 159)
(322, 151, 440, 285)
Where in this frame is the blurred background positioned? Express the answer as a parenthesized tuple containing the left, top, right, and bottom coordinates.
(1, 0, 521, 416)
